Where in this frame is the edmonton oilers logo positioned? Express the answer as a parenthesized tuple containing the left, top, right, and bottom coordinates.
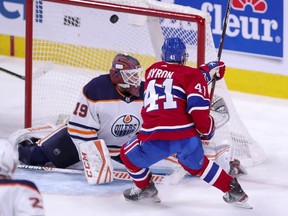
(111, 115, 140, 137)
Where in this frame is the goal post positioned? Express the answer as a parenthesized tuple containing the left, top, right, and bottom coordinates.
(25, 0, 265, 167)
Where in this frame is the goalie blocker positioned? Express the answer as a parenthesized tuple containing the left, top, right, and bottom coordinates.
(10, 125, 114, 184)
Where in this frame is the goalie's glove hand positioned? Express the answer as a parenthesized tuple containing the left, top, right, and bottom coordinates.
(200, 61, 226, 84)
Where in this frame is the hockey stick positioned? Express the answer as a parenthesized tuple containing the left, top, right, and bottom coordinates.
(17, 164, 166, 184)
(0, 63, 53, 81)
(0, 66, 25, 80)
(210, 0, 232, 101)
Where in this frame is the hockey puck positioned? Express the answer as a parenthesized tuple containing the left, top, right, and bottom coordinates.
(110, 14, 119, 24)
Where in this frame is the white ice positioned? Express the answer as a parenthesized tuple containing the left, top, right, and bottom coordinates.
(1, 56, 288, 216)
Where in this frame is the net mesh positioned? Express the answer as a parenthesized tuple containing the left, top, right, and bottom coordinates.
(29, 0, 265, 167)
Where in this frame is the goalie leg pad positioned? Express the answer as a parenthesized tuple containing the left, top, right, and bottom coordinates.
(9, 123, 57, 145)
(40, 126, 80, 168)
(203, 143, 232, 173)
(80, 139, 114, 185)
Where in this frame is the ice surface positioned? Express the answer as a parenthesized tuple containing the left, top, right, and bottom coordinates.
(1, 56, 288, 216)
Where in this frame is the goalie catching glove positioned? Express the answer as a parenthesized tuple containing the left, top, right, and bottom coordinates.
(200, 61, 226, 84)
(80, 139, 114, 185)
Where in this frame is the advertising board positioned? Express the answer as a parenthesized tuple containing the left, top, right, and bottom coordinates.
(170, 0, 283, 59)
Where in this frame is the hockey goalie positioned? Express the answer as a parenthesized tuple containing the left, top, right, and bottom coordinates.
(9, 53, 179, 185)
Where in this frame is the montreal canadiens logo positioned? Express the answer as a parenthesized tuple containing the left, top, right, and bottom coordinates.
(111, 115, 140, 137)
(231, 0, 267, 13)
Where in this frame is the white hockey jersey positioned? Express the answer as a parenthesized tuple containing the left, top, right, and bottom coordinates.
(0, 179, 45, 216)
(67, 74, 144, 157)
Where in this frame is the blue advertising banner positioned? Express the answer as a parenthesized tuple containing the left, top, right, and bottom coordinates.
(0, 0, 25, 19)
(168, 0, 283, 59)
(0, 0, 26, 36)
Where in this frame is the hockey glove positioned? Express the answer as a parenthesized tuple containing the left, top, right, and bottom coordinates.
(200, 127, 215, 141)
(200, 61, 225, 84)
(198, 116, 215, 141)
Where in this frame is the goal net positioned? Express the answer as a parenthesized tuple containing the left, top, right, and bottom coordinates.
(25, 0, 265, 167)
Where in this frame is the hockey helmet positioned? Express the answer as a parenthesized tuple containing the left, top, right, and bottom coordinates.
(109, 53, 142, 97)
(0, 138, 19, 177)
(161, 37, 188, 64)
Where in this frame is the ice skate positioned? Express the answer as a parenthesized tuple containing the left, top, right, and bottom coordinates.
(229, 159, 248, 176)
(223, 178, 252, 209)
(123, 181, 161, 203)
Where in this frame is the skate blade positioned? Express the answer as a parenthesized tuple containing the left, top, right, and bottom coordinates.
(125, 195, 161, 203)
(233, 201, 253, 209)
(151, 195, 161, 203)
(140, 195, 161, 203)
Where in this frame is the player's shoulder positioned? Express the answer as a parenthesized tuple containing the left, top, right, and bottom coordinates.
(167, 64, 206, 87)
(148, 61, 198, 72)
(176, 64, 204, 79)
(0, 179, 40, 192)
(83, 74, 117, 101)
(178, 64, 201, 74)
(85, 74, 112, 89)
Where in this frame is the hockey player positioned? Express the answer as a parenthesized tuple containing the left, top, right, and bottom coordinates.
(120, 37, 249, 206)
(0, 138, 45, 215)
(11, 53, 145, 185)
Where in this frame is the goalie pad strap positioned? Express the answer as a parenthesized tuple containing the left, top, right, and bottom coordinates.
(80, 139, 114, 185)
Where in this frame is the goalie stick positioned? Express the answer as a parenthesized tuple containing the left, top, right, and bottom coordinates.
(17, 164, 166, 184)
(210, 0, 232, 101)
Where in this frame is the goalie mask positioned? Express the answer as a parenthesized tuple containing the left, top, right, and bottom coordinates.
(161, 37, 188, 65)
(109, 53, 142, 97)
(0, 138, 19, 178)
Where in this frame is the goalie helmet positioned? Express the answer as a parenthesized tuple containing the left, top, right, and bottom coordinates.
(109, 53, 142, 97)
(0, 138, 19, 177)
(161, 37, 188, 64)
